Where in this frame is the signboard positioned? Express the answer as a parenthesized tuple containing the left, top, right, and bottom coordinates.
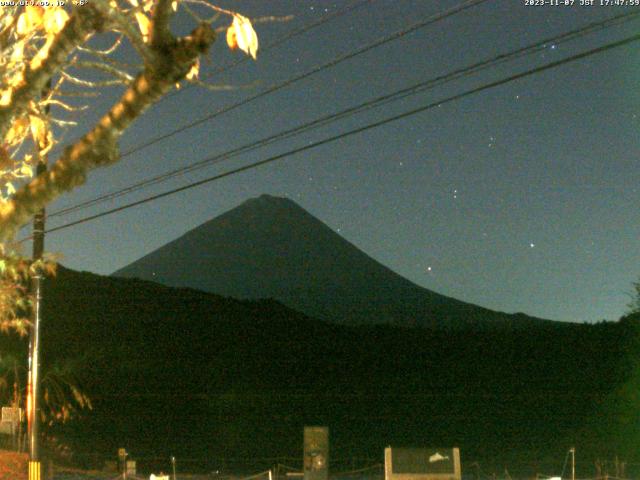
(1, 407, 22, 423)
(384, 448, 461, 480)
(0, 407, 22, 434)
(304, 426, 329, 480)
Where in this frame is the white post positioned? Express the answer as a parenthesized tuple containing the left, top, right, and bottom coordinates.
(570, 447, 575, 480)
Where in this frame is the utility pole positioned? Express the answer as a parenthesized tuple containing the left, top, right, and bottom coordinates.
(28, 81, 50, 480)
(570, 447, 575, 480)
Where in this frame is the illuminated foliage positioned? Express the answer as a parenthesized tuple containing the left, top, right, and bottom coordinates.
(0, 1, 259, 331)
(0, 244, 49, 335)
(0, 354, 92, 427)
(40, 359, 92, 425)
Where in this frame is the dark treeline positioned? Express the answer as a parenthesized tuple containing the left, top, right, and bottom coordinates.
(0, 266, 635, 473)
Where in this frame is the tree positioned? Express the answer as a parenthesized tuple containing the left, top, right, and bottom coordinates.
(0, 1, 260, 330)
(0, 354, 92, 450)
(627, 278, 640, 316)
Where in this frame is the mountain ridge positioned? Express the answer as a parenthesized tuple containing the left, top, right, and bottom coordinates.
(114, 194, 555, 329)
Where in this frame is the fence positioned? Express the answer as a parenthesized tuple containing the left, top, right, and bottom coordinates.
(46, 456, 640, 480)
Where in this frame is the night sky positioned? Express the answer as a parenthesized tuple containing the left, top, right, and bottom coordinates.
(32, 0, 640, 323)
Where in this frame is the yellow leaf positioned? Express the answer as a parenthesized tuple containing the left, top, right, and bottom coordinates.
(5, 183, 15, 196)
(171, 0, 178, 11)
(0, 90, 11, 107)
(16, 6, 45, 36)
(135, 11, 151, 42)
(19, 164, 33, 178)
(16, 14, 28, 36)
(29, 114, 47, 148)
(43, 7, 69, 36)
(30, 37, 54, 70)
(226, 24, 237, 50)
(186, 58, 199, 81)
(227, 14, 258, 60)
(9, 42, 24, 67)
(7, 69, 24, 89)
(5, 117, 29, 146)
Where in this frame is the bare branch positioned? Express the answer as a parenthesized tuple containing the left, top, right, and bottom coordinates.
(61, 71, 126, 88)
(90, 0, 156, 65)
(250, 15, 294, 25)
(151, 0, 175, 47)
(188, 2, 234, 17)
(76, 34, 124, 56)
(41, 99, 89, 113)
(0, 23, 217, 240)
(71, 61, 135, 83)
(189, 78, 259, 91)
(50, 118, 79, 127)
(181, 3, 206, 23)
(0, 6, 102, 140)
(56, 90, 100, 98)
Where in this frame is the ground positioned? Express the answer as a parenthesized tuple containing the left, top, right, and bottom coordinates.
(0, 450, 27, 480)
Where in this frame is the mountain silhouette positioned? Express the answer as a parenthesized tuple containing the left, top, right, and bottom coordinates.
(114, 194, 551, 328)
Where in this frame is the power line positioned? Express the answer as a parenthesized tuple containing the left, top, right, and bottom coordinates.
(47, 0, 493, 219)
(47, 10, 640, 220)
(163, 0, 374, 99)
(46, 0, 374, 160)
(47, 0, 490, 167)
(31, 31, 640, 239)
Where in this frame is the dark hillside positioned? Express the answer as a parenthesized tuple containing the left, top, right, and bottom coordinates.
(28, 266, 636, 472)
